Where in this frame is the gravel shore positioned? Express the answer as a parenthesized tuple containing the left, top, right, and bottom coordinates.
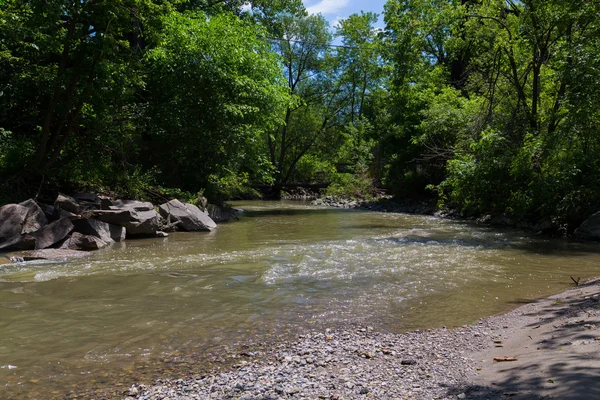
(129, 279, 600, 400)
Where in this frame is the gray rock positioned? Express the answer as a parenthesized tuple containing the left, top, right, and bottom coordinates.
(84, 209, 159, 236)
(99, 196, 113, 210)
(73, 218, 125, 243)
(38, 203, 55, 221)
(110, 199, 154, 212)
(24, 217, 74, 249)
(575, 211, 600, 240)
(72, 193, 102, 210)
(55, 193, 83, 214)
(7, 248, 91, 261)
(207, 204, 231, 223)
(158, 200, 217, 232)
(19, 199, 48, 234)
(59, 232, 110, 251)
(0, 204, 29, 249)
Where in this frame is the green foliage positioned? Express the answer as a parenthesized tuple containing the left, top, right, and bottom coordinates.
(383, 0, 600, 228)
(325, 172, 376, 201)
(144, 10, 288, 191)
(204, 172, 262, 205)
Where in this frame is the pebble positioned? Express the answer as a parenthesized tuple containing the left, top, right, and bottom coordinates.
(132, 324, 490, 400)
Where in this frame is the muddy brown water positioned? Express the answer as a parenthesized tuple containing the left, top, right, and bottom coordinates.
(2, 201, 600, 398)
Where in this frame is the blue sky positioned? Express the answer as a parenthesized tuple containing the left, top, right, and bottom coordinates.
(302, 0, 388, 28)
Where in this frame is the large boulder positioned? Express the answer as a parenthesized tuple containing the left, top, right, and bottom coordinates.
(19, 199, 48, 234)
(158, 199, 217, 231)
(59, 232, 110, 251)
(72, 193, 102, 210)
(23, 217, 74, 249)
(207, 204, 231, 223)
(110, 200, 154, 212)
(0, 204, 29, 249)
(84, 209, 159, 236)
(55, 193, 83, 215)
(575, 212, 600, 240)
(73, 218, 125, 242)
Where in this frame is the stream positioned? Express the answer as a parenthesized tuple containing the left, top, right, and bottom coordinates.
(2, 200, 600, 398)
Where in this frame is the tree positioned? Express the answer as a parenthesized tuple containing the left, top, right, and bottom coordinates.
(266, 13, 350, 197)
(143, 11, 289, 191)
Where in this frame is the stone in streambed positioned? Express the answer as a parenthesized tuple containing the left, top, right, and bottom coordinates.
(158, 199, 216, 232)
(8, 248, 91, 261)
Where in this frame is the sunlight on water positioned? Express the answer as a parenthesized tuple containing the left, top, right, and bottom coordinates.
(2, 201, 600, 398)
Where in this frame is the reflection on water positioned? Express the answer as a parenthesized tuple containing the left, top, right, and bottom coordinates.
(2, 200, 600, 398)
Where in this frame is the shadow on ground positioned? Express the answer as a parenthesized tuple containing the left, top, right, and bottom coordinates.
(449, 280, 600, 399)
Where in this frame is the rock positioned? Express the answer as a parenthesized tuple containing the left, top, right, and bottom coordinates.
(489, 214, 514, 227)
(55, 193, 83, 214)
(0, 257, 12, 265)
(24, 217, 74, 249)
(19, 199, 48, 234)
(84, 209, 159, 236)
(197, 196, 208, 210)
(73, 218, 125, 243)
(38, 203, 55, 221)
(110, 199, 154, 212)
(575, 211, 600, 240)
(72, 193, 102, 210)
(0, 204, 29, 249)
(7, 248, 91, 261)
(207, 204, 231, 223)
(59, 232, 110, 250)
(155, 231, 169, 238)
(99, 196, 113, 210)
(158, 200, 217, 232)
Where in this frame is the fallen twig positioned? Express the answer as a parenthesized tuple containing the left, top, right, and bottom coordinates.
(570, 276, 580, 286)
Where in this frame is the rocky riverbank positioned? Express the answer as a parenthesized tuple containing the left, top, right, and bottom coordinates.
(0, 193, 237, 263)
(312, 195, 600, 240)
(126, 279, 600, 400)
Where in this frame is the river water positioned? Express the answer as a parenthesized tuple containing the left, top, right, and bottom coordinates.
(2, 201, 600, 398)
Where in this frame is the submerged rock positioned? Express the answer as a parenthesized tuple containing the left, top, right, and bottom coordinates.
(8, 248, 91, 261)
(158, 199, 217, 231)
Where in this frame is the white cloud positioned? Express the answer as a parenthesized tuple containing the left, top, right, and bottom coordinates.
(331, 16, 344, 29)
(306, 0, 350, 15)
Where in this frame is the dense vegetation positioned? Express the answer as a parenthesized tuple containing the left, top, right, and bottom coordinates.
(1, 0, 599, 231)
